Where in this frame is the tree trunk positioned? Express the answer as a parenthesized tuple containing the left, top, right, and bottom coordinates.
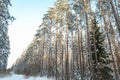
(101, 6, 119, 80)
(72, 29, 74, 79)
(55, 23, 58, 80)
(83, 0, 94, 79)
(108, 11, 120, 77)
(110, 0, 120, 36)
(81, 28, 85, 80)
(65, 12, 69, 80)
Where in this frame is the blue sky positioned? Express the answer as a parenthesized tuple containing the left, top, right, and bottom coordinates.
(8, 0, 56, 68)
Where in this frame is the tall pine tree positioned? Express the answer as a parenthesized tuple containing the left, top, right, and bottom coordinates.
(90, 18, 113, 80)
(0, 0, 13, 71)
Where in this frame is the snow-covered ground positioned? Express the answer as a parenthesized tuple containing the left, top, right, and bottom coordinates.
(0, 74, 55, 80)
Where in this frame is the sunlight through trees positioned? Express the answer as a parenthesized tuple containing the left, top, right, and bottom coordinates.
(13, 0, 120, 80)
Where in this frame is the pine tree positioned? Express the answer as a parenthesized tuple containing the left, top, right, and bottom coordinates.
(90, 18, 113, 80)
(0, 0, 13, 71)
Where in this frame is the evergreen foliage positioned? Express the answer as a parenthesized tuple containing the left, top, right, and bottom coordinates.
(90, 18, 113, 80)
(0, 0, 13, 71)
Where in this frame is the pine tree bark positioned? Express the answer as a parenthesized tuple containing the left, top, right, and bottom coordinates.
(83, 0, 95, 79)
(71, 28, 74, 79)
(80, 27, 85, 80)
(55, 23, 58, 80)
(65, 12, 69, 80)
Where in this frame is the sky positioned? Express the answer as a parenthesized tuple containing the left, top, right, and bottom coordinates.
(8, 0, 56, 68)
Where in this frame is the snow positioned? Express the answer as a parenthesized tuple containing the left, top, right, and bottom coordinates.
(0, 74, 55, 80)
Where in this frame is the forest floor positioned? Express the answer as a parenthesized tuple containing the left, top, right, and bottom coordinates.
(0, 73, 55, 80)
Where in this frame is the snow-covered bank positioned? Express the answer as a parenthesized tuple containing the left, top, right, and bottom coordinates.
(0, 74, 54, 80)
